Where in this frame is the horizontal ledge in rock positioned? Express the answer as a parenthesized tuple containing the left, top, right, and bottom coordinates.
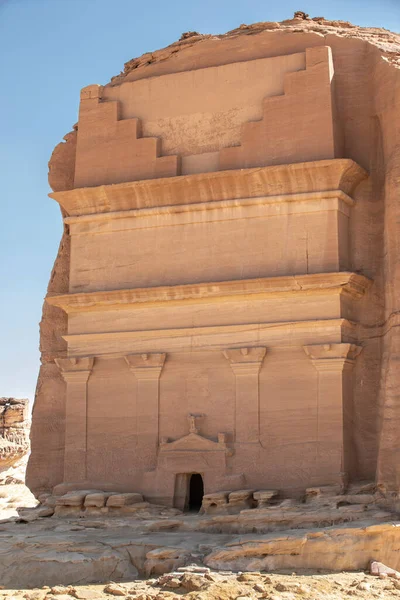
(50, 159, 367, 217)
(46, 271, 371, 313)
(64, 191, 354, 235)
(61, 318, 358, 358)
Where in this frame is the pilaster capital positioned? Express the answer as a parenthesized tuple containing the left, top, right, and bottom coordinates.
(55, 357, 94, 383)
(303, 343, 362, 372)
(223, 346, 267, 376)
(124, 353, 166, 380)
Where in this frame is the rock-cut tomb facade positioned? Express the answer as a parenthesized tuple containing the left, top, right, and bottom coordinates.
(27, 17, 400, 509)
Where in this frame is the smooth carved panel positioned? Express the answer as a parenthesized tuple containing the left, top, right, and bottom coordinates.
(64, 319, 355, 357)
(68, 209, 348, 292)
(219, 46, 338, 171)
(86, 357, 139, 481)
(74, 85, 180, 188)
(158, 451, 227, 473)
(101, 52, 306, 164)
(158, 350, 235, 444)
(73, 47, 336, 188)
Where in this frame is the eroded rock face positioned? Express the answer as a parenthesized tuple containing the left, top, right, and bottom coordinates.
(0, 511, 399, 587)
(48, 129, 77, 194)
(204, 523, 400, 573)
(112, 16, 400, 84)
(27, 13, 400, 501)
(0, 398, 30, 475)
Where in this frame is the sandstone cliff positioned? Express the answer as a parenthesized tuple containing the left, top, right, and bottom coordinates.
(27, 12, 400, 495)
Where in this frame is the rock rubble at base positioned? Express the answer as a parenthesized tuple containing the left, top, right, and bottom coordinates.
(106, 493, 144, 507)
(5, 565, 400, 600)
(34, 491, 183, 519)
(84, 492, 118, 508)
(0, 494, 400, 587)
(28, 481, 397, 530)
(201, 489, 279, 514)
(370, 560, 400, 579)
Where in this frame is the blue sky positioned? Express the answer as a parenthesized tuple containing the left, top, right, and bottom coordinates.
(0, 0, 399, 401)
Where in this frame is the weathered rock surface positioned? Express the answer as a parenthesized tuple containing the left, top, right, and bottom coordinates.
(0, 478, 399, 587)
(0, 535, 138, 588)
(253, 490, 279, 508)
(0, 511, 399, 587)
(112, 15, 400, 85)
(370, 559, 400, 578)
(27, 12, 400, 502)
(2, 464, 400, 591)
(106, 493, 144, 507)
(204, 523, 400, 573)
(36, 485, 396, 530)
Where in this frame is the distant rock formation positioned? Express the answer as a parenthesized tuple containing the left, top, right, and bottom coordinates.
(0, 398, 30, 480)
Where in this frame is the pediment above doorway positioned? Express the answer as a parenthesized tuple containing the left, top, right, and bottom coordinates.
(160, 431, 228, 453)
(159, 414, 233, 457)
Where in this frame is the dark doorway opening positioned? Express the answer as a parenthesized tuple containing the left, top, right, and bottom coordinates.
(189, 473, 204, 511)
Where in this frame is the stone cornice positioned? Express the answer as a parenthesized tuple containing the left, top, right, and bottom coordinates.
(50, 159, 367, 217)
(46, 272, 371, 314)
(64, 191, 354, 236)
(62, 318, 357, 358)
(69, 193, 356, 228)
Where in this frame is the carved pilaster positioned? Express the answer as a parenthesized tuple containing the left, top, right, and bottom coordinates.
(55, 357, 94, 483)
(223, 347, 267, 443)
(124, 353, 166, 378)
(303, 343, 362, 483)
(124, 353, 166, 467)
(303, 343, 362, 371)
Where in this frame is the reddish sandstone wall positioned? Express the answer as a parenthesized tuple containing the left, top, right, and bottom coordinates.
(27, 135, 75, 494)
(26, 14, 400, 495)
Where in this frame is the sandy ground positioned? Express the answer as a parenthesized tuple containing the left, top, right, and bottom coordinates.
(1, 568, 400, 599)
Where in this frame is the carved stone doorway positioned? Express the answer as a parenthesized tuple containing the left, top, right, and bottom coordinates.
(189, 473, 204, 511)
(173, 472, 204, 511)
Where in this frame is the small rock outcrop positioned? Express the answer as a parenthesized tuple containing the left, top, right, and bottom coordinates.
(0, 398, 30, 480)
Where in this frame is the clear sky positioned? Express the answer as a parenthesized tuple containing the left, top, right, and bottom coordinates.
(0, 0, 399, 402)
